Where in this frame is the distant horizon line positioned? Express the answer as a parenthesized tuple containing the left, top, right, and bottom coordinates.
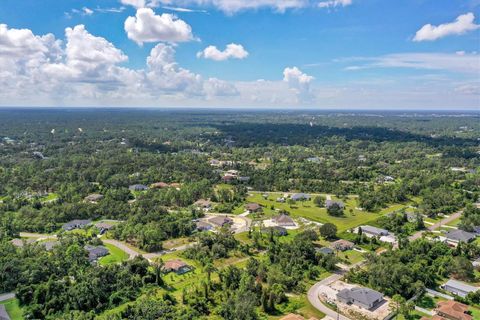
(0, 106, 479, 113)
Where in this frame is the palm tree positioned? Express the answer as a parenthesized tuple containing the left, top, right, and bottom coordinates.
(204, 262, 217, 284)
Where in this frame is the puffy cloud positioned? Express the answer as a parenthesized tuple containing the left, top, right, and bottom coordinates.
(318, 0, 352, 9)
(124, 8, 194, 45)
(413, 13, 480, 42)
(120, 0, 146, 8)
(146, 43, 203, 95)
(197, 43, 248, 61)
(283, 67, 314, 102)
(204, 78, 239, 96)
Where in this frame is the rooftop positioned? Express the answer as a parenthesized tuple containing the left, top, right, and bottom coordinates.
(445, 229, 476, 242)
(436, 300, 472, 320)
(359, 225, 389, 236)
(443, 279, 479, 294)
(337, 287, 384, 306)
(164, 259, 188, 271)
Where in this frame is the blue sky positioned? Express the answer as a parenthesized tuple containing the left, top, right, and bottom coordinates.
(0, 0, 478, 109)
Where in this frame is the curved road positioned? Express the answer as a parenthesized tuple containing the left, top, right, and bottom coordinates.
(307, 272, 351, 320)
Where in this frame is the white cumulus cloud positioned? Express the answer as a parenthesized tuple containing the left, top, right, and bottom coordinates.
(413, 13, 480, 42)
(124, 8, 194, 45)
(318, 0, 352, 9)
(283, 67, 314, 102)
(197, 43, 248, 61)
(120, 0, 147, 8)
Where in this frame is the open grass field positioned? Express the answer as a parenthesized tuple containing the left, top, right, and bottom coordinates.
(99, 243, 129, 265)
(0, 298, 23, 320)
(236, 192, 415, 232)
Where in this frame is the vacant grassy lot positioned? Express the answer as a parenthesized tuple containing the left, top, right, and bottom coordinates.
(0, 298, 23, 320)
(99, 243, 129, 265)
(237, 192, 413, 232)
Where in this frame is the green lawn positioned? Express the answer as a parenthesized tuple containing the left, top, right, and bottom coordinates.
(470, 306, 480, 319)
(0, 298, 23, 320)
(40, 193, 59, 202)
(99, 243, 129, 265)
(238, 192, 412, 232)
(337, 249, 365, 265)
(446, 216, 461, 227)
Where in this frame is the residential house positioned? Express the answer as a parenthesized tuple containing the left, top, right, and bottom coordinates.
(163, 259, 192, 274)
(62, 219, 92, 231)
(444, 230, 476, 245)
(358, 225, 389, 237)
(245, 203, 261, 213)
(472, 257, 480, 268)
(441, 279, 479, 298)
(84, 193, 104, 203)
(325, 200, 345, 209)
(150, 182, 169, 189)
(306, 157, 321, 163)
(194, 199, 212, 210)
(272, 214, 296, 227)
(10, 238, 34, 248)
(196, 221, 213, 231)
(291, 193, 311, 201)
(331, 239, 355, 251)
(209, 216, 233, 227)
(129, 184, 148, 191)
(276, 197, 286, 203)
(336, 287, 384, 310)
(221, 175, 235, 182)
(85, 245, 109, 262)
(95, 222, 114, 235)
(42, 241, 59, 251)
(33, 151, 45, 159)
(226, 170, 239, 177)
(0, 305, 10, 320)
(433, 300, 473, 320)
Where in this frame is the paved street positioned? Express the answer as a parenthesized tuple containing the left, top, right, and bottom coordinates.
(409, 210, 463, 241)
(307, 272, 351, 320)
(0, 292, 15, 302)
(102, 239, 141, 259)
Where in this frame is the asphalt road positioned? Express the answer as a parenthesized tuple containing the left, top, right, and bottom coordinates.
(409, 210, 463, 241)
(307, 272, 351, 320)
(0, 292, 15, 302)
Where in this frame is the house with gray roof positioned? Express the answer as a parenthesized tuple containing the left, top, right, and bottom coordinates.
(272, 214, 296, 227)
(336, 287, 384, 310)
(444, 229, 476, 245)
(441, 279, 479, 298)
(62, 219, 92, 231)
(358, 225, 389, 237)
(0, 305, 10, 320)
(129, 184, 148, 191)
(209, 216, 233, 227)
(84, 193, 104, 203)
(291, 193, 310, 201)
(85, 245, 109, 262)
(325, 200, 345, 209)
(42, 241, 59, 251)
